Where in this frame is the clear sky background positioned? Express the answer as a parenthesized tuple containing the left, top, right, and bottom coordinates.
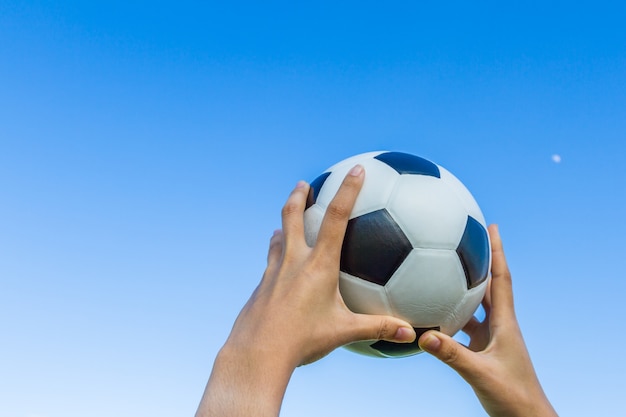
(1, 1, 625, 416)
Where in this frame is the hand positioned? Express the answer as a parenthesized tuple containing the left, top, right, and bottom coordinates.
(196, 165, 416, 417)
(418, 225, 558, 417)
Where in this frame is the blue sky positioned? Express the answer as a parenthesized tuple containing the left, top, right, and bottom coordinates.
(1, 1, 625, 416)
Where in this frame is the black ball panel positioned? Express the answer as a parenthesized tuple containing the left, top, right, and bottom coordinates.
(341, 209, 413, 286)
(374, 151, 441, 178)
(456, 216, 490, 289)
(306, 171, 331, 210)
(369, 326, 440, 357)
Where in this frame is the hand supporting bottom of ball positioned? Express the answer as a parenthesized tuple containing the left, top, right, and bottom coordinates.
(417, 225, 558, 417)
(196, 166, 416, 417)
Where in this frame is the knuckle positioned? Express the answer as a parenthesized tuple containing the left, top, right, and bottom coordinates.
(268, 236, 283, 255)
(376, 319, 391, 340)
(281, 200, 301, 217)
(440, 343, 460, 364)
(326, 200, 351, 220)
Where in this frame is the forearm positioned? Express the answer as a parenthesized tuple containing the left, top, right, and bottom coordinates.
(195, 345, 295, 417)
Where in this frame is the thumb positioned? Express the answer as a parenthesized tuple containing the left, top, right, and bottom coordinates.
(348, 314, 416, 344)
(418, 330, 481, 378)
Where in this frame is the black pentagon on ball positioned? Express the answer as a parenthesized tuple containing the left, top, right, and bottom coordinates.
(341, 209, 413, 286)
(306, 171, 331, 209)
(370, 326, 440, 357)
(374, 151, 441, 178)
(456, 216, 490, 289)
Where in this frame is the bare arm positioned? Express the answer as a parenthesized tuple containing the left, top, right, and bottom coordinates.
(195, 166, 415, 417)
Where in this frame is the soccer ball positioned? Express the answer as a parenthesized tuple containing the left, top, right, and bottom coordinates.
(303, 151, 491, 358)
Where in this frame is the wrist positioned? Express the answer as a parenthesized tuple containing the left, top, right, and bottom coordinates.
(218, 338, 299, 376)
(482, 384, 557, 417)
(196, 342, 297, 417)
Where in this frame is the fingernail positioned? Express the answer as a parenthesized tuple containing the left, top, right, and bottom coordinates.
(272, 229, 282, 237)
(419, 333, 441, 352)
(295, 180, 307, 189)
(394, 327, 416, 342)
(349, 164, 363, 176)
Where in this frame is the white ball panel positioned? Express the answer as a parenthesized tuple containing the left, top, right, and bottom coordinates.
(385, 249, 466, 329)
(448, 278, 490, 335)
(339, 272, 392, 316)
(439, 166, 486, 225)
(314, 156, 399, 218)
(303, 204, 324, 247)
(387, 175, 468, 250)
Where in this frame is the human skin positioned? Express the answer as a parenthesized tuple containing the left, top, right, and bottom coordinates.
(195, 165, 557, 417)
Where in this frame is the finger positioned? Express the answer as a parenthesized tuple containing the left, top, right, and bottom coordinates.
(281, 181, 310, 250)
(259, 230, 285, 288)
(345, 313, 416, 344)
(266, 229, 284, 268)
(479, 278, 493, 319)
(487, 224, 516, 323)
(314, 165, 364, 256)
(418, 330, 482, 380)
(462, 316, 482, 337)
